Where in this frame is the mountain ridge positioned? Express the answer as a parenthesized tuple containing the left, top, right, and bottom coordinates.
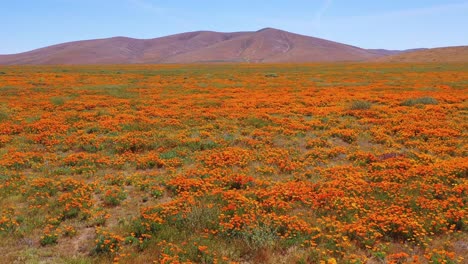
(0, 28, 464, 64)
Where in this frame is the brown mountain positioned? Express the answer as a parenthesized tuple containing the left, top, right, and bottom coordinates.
(0, 31, 246, 64)
(0, 28, 433, 64)
(375, 46, 468, 63)
(164, 28, 380, 63)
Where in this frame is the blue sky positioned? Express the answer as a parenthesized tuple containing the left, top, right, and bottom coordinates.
(1, 0, 467, 54)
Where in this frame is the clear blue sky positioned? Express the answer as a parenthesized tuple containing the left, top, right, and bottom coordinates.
(1, 0, 467, 54)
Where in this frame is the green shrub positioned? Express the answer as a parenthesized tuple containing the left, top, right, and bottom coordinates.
(159, 150, 178, 160)
(245, 117, 273, 128)
(349, 100, 372, 110)
(50, 96, 65, 106)
(0, 111, 8, 122)
(401, 96, 438, 106)
(265, 73, 278, 78)
(177, 204, 220, 232)
(0, 209, 19, 234)
(93, 230, 124, 254)
(103, 186, 127, 206)
(40, 232, 58, 246)
(241, 224, 278, 249)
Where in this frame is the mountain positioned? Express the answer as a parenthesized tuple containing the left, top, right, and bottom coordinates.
(163, 28, 380, 63)
(375, 46, 468, 63)
(0, 31, 246, 65)
(0, 28, 393, 65)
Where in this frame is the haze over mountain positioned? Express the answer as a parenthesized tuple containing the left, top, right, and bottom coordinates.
(0, 28, 462, 65)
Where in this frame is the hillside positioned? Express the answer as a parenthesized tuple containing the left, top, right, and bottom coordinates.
(375, 46, 468, 62)
(0, 28, 385, 64)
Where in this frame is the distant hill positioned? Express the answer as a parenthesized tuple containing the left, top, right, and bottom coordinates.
(367, 48, 427, 56)
(0, 28, 400, 65)
(375, 46, 468, 63)
(163, 28, 380, 63)
(2, 28, 462, 65)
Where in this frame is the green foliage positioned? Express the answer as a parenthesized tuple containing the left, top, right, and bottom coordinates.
(159, 150, 178, 160)
(265, 73, 278, 78)
(40, 232, 58, 246)
(102, 186, 127, 206)
(50, 96, 65, 106)
(245, 117, 273, 128)
(0, 86, 19, 96)
(401, 96, 438, 106)
(93, 231, 123, 254)
(349, 100, 372, 110)
(196, 100, 222, 108)
(179, 204, 221, 232)
(241, 224, 278, 249)
(0, 111, 8, 122)
(184, 140, 218, 151)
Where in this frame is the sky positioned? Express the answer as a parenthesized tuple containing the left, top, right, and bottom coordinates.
(1, 0, 467, 54)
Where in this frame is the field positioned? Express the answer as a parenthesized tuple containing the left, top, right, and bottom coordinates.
(0, 63, 466, 264)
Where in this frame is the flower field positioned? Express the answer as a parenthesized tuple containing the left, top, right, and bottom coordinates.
(0, 63, 466, 263)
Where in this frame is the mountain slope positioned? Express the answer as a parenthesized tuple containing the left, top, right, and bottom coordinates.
(0, 28, 419, 64)
(375, 46, 468, 63)
(0, 31, 247, 64)
(164, 28, 379, 63)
